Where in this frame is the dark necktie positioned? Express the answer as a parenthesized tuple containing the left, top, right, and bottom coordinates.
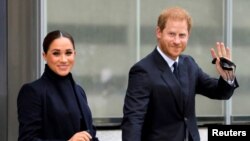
(174, 62, 188, 141)
(173, 62, 179, 81)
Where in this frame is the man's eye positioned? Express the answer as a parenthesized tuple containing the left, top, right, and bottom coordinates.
(52, 52, 60, 56)
(180, 34, 186, 38)
(169, 33, 175, 36)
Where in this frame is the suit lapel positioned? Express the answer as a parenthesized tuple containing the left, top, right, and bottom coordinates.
(152, 49, 184, 114)
(73, 84, 91, 131)
(161, 70, 184, 114)
(178, 57, 190, 109)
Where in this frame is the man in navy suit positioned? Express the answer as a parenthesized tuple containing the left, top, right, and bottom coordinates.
(121, 7, 239, 141)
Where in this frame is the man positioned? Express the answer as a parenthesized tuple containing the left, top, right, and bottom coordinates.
(121, 7, 239, 141)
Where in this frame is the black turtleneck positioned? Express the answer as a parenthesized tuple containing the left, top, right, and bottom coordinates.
(43, 64, 85, 131)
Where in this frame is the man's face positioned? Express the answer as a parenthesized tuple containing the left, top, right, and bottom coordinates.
(156, 19, 189, 60)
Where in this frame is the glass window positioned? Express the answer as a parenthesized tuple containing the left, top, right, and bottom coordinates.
(47, 0, 137, 120)
(47, 0, 240, 125)
(232, 0, 250, 122)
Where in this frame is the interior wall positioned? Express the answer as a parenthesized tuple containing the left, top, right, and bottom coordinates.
(7, 0, 41, 140)
(0, 0, 8, 140)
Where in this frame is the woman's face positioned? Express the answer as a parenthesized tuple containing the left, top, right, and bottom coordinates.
(43, 37, 75, 76)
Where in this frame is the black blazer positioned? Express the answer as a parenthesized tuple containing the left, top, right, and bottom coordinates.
(122, 48, 238, 141)
(17, 65, 98, 141)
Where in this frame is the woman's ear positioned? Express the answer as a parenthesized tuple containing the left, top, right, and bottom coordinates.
(42, 52, 47, 62)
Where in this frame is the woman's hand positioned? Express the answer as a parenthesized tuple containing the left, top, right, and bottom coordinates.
(68, 131, 92, 141)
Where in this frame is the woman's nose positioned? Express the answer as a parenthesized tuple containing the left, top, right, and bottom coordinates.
(60, 55, 67, 62)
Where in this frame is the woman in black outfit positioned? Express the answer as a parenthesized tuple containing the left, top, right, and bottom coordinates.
(17, 30, 99, 141)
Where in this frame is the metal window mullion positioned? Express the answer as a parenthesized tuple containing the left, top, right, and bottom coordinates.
(223, 0, 233, 125)
(136, 0, 141, 61)
(39, 0, 47, 75)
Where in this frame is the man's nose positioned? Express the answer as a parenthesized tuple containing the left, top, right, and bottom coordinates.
(173, 36, 181, 44)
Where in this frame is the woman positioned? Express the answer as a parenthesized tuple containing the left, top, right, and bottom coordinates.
(17, 30, 99, 141)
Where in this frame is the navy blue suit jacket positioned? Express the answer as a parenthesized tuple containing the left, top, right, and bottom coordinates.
(17, 65, 98, 141)
(122, 48, 238, 141)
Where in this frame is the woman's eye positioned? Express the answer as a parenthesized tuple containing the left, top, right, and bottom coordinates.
(66, 51, 73, 56)
(52, 52, 60, 56)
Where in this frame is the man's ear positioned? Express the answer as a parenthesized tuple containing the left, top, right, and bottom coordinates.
(156, 26, 162, 39)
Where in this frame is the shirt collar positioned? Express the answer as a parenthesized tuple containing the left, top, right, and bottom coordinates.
(156, 46, 179, 68)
